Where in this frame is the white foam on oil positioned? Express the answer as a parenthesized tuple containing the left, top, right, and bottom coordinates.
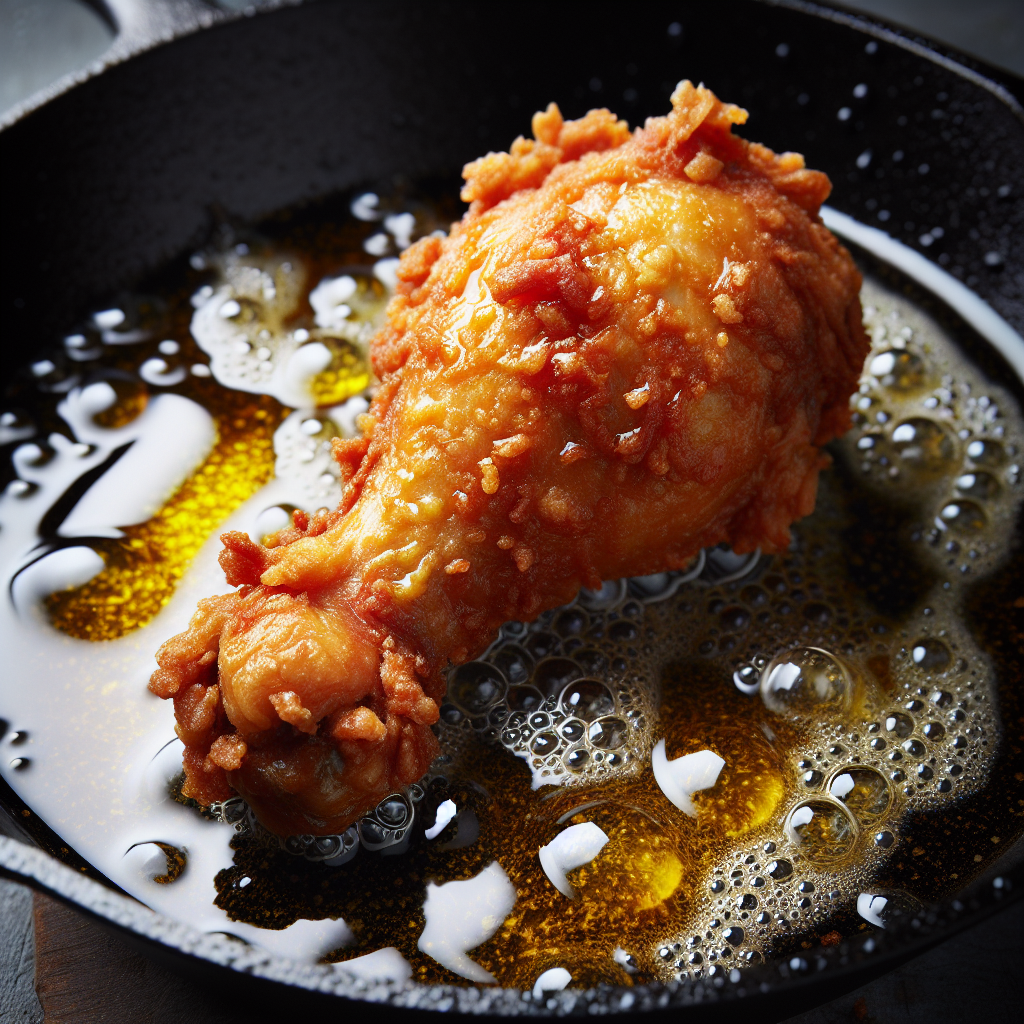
(651, 740, 724, 817)
(856, 892, 889, 928)
(0, 468, 369, 959)
(373, 258, 401, 292)
(122, 842, 176, 883)
(58, 392, 215, 538)
(192, 280, 324, 408)
(351, 193, 381, 222)
(425, 799, 457, 840)
(0, 386, 214, 562)
(0, 474, 361, 958)
(0, 244, 402, 965)
(336, 946, 413, 982)
(310, 275, 357, 330)
(278, 341, 333, 404)
(12, 548, 104, 617)
(270, 409, 342, 511)
(250, 505, 292, 544)
(533, 967, 572, 998)
(139, 358, 189, 387)
(538, 822, 609, 898)
(613, 947, 637, 972)
(0, 380, 370, 962)
(190, 251, 389, 410)
(268, 396, 372, 514)
(417, 861, 516, 982)
(0, 413, 34, 446)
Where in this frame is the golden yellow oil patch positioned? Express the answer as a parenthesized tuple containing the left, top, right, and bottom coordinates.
(309, 337, 370, 406)
(46, 390, 285, 640)
(571, 805, 686, 913)
(92, 378, 149, 429)
(700, 767, 785, 837)
(659, 661, 796, 839)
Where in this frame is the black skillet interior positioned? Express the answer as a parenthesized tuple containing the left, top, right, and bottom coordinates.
(1, 0, 1023, 1018)
(2, 0, 1023, 364)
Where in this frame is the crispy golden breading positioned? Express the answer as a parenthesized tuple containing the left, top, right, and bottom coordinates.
(150, 82, 868, 837)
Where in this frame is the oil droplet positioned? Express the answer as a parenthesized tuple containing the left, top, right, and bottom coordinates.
(911, 638, 951, 672)
(507, 685, 543, 713)
(719, 606, 751, 631)
(449, 662, 507, 714)
(553, 608, 588, 637)
(565, 748, 589, 770)
(532, 732, 559, 756)
(938, 500, 986, 534)
(870, 350, 925, 390)
(560, 719, 585, 742)
(828, 767, 891, 822)
(524, 630, 560, 660)
(560, 680, 615, 722)
(376, 796, 411, 827)
(760, 647, 851, 718)
(492, 644, 534, 685)
(785, 800, 857, 864)
(955, 471, 1000, 499)
(884, 712, 914, 738)
(733, 664, 760, 695)
(534, 658, 582, 696)
(966, 438, 1004, 466)
(890, 417, 955, 471)
(902, 739, 926, 757)
(587, 717, 628, 749)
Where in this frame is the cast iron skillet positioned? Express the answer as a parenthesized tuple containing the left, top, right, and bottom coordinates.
(1, 0, 1022, 1019)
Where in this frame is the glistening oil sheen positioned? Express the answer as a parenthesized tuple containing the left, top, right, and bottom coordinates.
(0, 186, 1021, 989)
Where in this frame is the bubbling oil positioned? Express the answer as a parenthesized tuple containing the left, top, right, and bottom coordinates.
(212, 265, 1022, 989)
(403, 275, 1021, 985)
(2, 191, 1022, 990)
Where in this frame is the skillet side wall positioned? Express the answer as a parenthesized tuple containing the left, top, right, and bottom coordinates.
(0, 0, 1022, 373)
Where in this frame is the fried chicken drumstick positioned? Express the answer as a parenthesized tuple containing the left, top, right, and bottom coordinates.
(150, 82, 868, 837)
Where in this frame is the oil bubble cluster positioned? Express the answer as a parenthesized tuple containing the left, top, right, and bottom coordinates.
(213, 786, 424, 865)
(189, 239, 391, 409)
(438, 554, 711, 788)
(651, 275, 1019, 982)
(851, 279, 1020, 577)
(222, 277, 1019, 977)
